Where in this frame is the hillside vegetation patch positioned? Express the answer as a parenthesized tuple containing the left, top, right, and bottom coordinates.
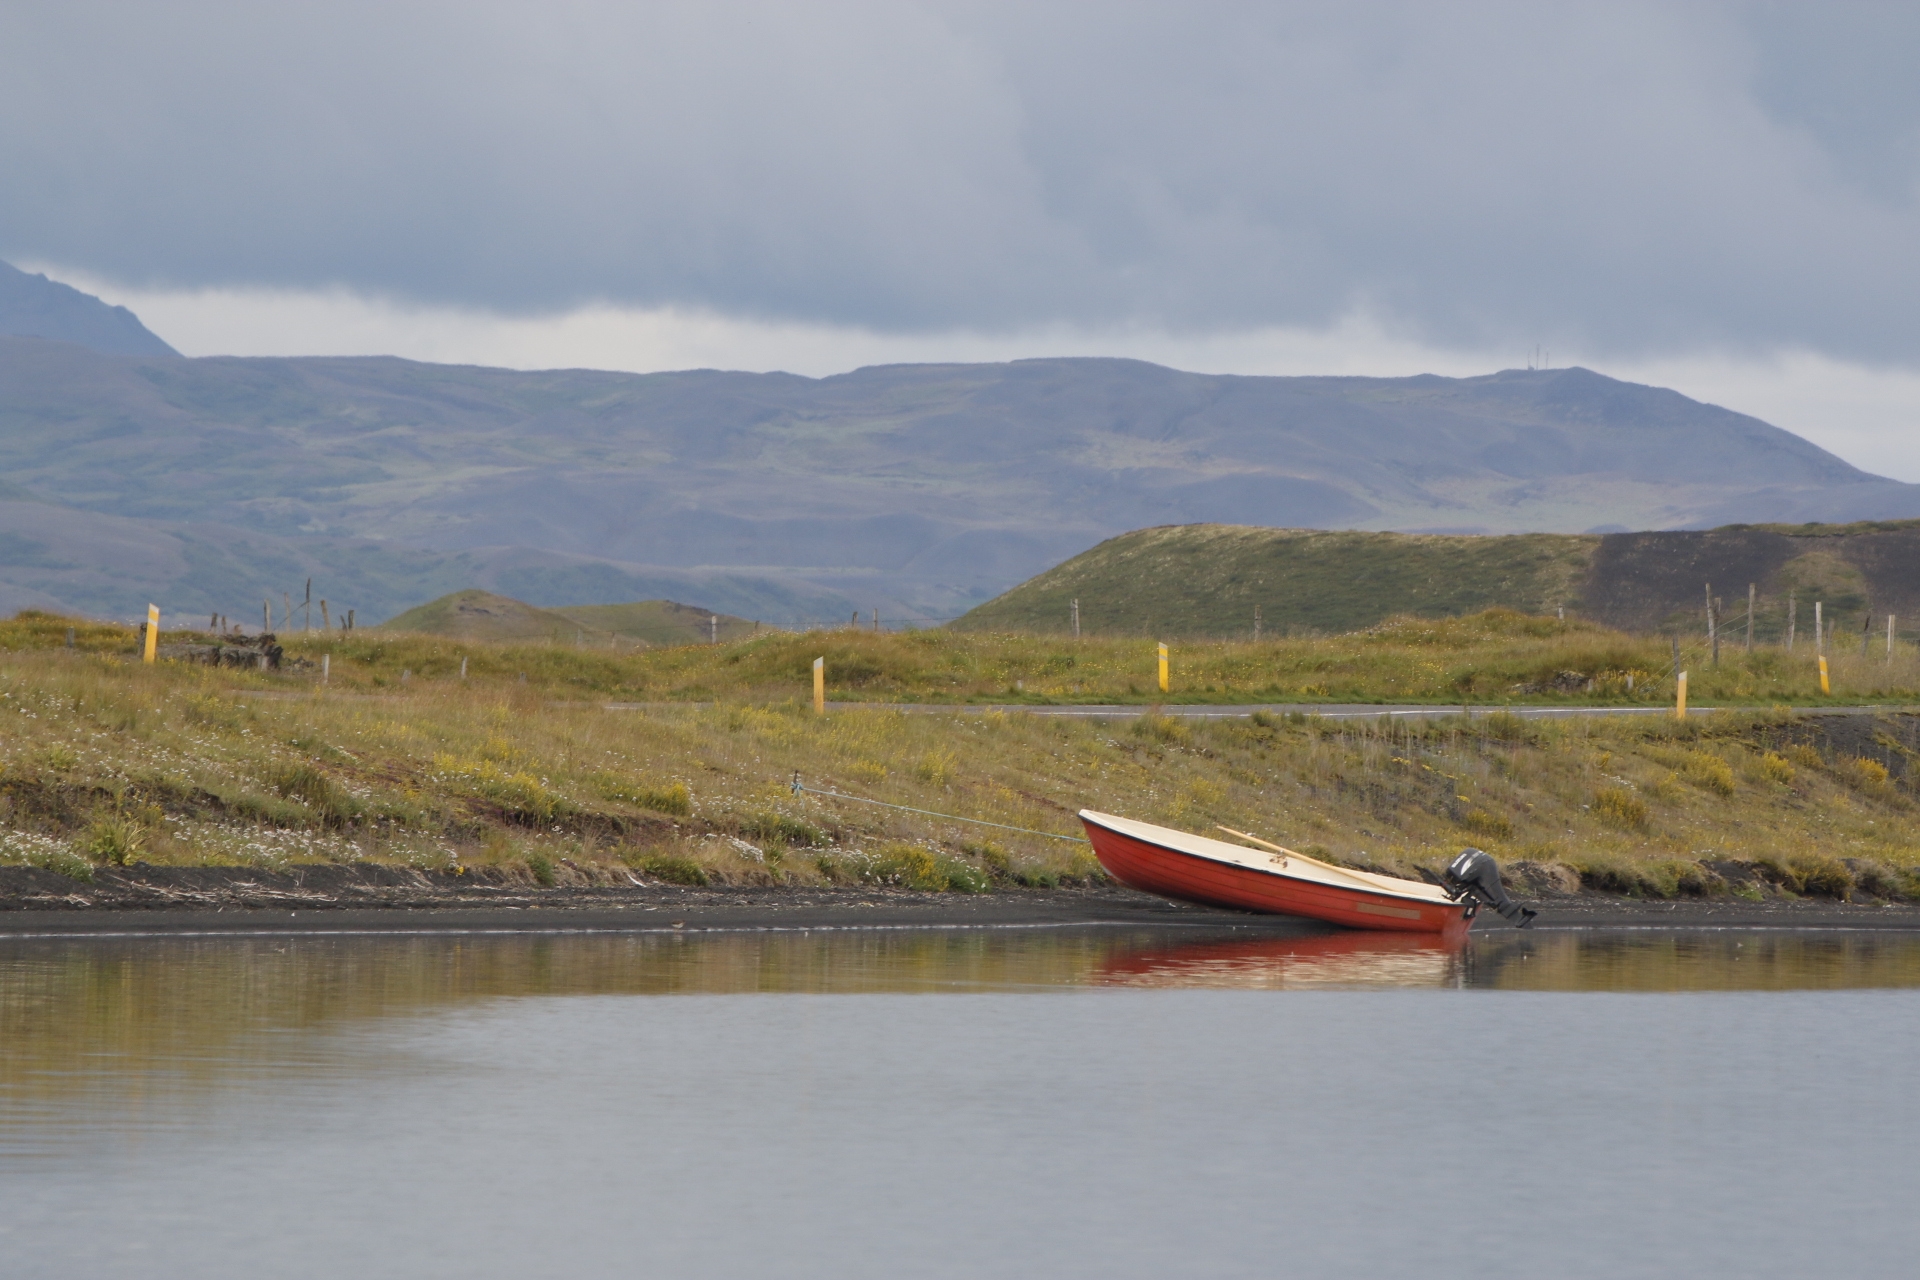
(0, 611, 1917, 899)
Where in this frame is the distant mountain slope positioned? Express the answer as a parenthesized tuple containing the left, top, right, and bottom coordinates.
(5, 339, 1920, 621)
(955, 520, 1920, 639)
(0, 261, 177, 356)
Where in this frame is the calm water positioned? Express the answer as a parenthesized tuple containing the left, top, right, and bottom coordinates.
(4, 926, 1919, 1278)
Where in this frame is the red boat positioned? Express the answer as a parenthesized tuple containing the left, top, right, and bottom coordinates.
(1079, 809, 1523, 939)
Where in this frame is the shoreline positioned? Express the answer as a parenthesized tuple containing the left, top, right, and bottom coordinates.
(6, 864, 1920, 936)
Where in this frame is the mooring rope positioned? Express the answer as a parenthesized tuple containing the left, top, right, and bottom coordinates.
(790, 775, 1089, 843)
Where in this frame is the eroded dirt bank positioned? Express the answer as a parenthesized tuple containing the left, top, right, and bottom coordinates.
(5, 863, 1920, 934)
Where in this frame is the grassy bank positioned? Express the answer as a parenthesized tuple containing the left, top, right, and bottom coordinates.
(3, 611, 1920, 900)
(280, 608, 1920, 707)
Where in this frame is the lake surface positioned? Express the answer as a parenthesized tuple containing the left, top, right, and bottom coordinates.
(4, 925, 1919, 1278)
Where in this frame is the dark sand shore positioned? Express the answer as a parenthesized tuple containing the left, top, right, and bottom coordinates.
(4, 863, 1920, 935)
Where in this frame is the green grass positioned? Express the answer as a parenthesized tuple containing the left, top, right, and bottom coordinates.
(21, 605, 1920, 708)
(547, 600, 762, 646)
(3, 608, 1920, 899)
(955, 524, 1597, 637)
(379, 589, 589, 642)
(338, 608, 1920, 708)
(379, 590, 763, 648)
(952, 517, 1920, 642)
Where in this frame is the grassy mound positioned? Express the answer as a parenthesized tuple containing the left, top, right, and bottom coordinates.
(379, 590, 588, 642)
(954, 518, 1920, 640)
(956, 524, 1595, 638)
(379, 590, 760, 648)
(550, 600, 761, 646)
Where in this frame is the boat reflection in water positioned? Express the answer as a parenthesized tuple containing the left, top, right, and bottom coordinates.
(1092, 927, 1920, 992)
(1093, 929, 1464, 990)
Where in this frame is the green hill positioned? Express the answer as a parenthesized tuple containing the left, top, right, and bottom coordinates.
(379, 591, 586, 642)
(549, 600, 763, 646)
(381, 590, 761, 646)
(955, 519, 1920, 638)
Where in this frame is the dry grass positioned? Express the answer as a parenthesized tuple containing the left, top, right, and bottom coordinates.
(341, 607, 1920, 706)
(29, 607, 1919, 708)
(2, 607, 1920, 900)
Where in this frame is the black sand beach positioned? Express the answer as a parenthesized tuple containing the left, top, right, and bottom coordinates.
(5, 863, 1919, 935)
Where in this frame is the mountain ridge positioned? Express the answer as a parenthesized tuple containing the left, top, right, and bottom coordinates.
(4, 339, 1920, 623)
(0, 262, 177, 357)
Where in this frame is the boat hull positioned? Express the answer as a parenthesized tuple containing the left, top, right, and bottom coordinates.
(1081, 812, 1473, 938)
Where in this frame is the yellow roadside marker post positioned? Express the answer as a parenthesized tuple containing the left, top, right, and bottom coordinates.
(1674, 671, 1687, 719)
(813, 657, 825, 714)
(1157, 642, 1169, 693)
(143, 604, 159, 664)
(1818, 655, 1830, 696)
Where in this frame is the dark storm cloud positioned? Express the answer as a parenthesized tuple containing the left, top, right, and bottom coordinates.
(1, 1, 1916, 359)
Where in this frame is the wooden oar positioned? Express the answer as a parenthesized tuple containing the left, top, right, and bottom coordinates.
(1214, 826, 1431, 894)
(1216, 825, 1298, 860)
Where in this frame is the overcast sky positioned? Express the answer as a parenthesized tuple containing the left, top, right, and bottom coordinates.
(6, 2, 1920, 471)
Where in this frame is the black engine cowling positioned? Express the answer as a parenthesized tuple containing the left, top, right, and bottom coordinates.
(1442, 848, 1536, 927)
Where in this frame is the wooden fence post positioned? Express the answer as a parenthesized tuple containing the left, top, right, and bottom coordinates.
(1745, 583, 1754, 652)
(1815, 601, 1823, 656)
(1071, 598, 1080, 639)
(1705, 583, 1717, 664)
(1787, 593, 1796, 651)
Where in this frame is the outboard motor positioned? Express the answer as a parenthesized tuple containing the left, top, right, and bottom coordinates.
(1443, 848, 1536, 928)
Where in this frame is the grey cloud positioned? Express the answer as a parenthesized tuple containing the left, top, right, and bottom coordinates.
(1, 1, 1917, 360)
